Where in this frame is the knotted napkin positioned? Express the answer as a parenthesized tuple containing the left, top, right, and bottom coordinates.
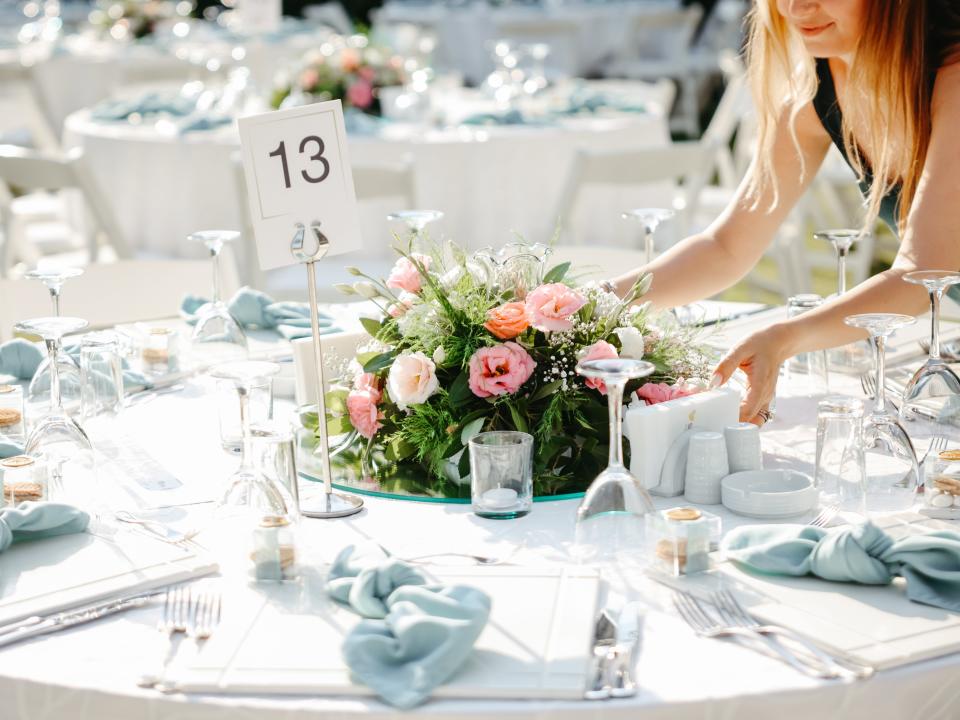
(181, 287, 338, 340)
(0, 339, 43, 380)
(722, 522, 960, 612)
(326, 545, 492, 709)
(0, 502, 89, 552)
(0, 442, 24, 459)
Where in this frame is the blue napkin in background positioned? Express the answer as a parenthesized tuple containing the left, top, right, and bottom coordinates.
(176, 114, 234, 135)
(722, 522, 960, 612)
(0, 442, 24, 459)
(0, 502, 90, 552)
(90, 91, 196, 122)
(326, 545, 492, 709)
(182, 287, 338, 339)
(0, 339, 43, 380)
(461, 110, 543, 126)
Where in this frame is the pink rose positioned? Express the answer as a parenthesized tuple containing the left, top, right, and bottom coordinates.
(580, 340, 619, 395)
(347, 389, 383, 439)
(354, 372, 381, 403)
(386, 254, 431, 294)
(636, 382, 700, 406)
(358, 66, 376, 82)
(387, 292, 416, 318)
(525, 283, 587, 332)
(347, 79, 374, 109)
(468, 342, 536, 398)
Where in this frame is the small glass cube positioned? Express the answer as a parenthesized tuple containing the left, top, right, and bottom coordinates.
(647, 507, 722, 576)
(0, 384, 24, 443)
(249, 514, 300, 583)
(921, 449, 960, 519)
(1, 455, 46, 506)
(141, 327, 180, 375)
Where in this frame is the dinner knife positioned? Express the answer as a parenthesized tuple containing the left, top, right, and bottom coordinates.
(584, 609, 617, 700)
(609, 602, 643, 697)
(0, 592, 159, 649)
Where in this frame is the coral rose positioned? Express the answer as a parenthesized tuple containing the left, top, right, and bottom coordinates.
(386, 351, 439, 410)
(580, 340, 619, 395)
(484, 301, 529, 339)
(347, 389, 383, 439)
(468, 342, 536, 398)
(354, 372, 381, 403)
(636, 382, 700, 406)
(386, 254, 431, 294)
(525, 283, 586, 332)
(347, 79, 374, 110)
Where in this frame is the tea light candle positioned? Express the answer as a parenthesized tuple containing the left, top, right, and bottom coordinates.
(482, 487, 518, 509)
(1, 455, 45, 505)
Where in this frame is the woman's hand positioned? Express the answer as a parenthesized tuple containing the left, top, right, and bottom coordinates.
(712, 324, 792, 425)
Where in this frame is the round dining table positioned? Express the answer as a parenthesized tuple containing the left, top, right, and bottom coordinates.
(1, 305, 959, 720)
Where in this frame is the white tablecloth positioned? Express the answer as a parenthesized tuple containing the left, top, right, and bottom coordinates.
(2, 306, 960, 719)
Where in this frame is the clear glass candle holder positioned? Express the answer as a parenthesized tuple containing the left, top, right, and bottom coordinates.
(0, 384, 25, 443)
(251, 422, 300, 517)
(141, 327, 181, 376)
(921, 449, 960, 519)
(1, 455, 47, 505)
(217, 376, 273, 453)
(469, 431, 533, 519)
(815, 396, 866, 513)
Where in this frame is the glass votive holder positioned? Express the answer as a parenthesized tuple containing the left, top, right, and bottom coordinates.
(251, 422, 300, 516)
(468, 431, 533, 519)
(0, 384, 25, 443)
(921, 449, 960, 519)
(248, 513, 301, 583)
(80, 331, 125, 422)
(815, 395, 865, 512)
(217, 377, 273, 453)
(141, 327, 181, 376)
(785, 294, 830, 393)
(1, 455, 47, 505)
(647, 506, 721, 576)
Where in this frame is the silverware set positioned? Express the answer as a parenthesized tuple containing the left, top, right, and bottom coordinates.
(672, 589, 873, 680)
(584, 603, 642, 700)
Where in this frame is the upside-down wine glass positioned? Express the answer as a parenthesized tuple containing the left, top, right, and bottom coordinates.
(189, 230, 248, 362)
(844, 313, 920, 511)
(899, 271, 960, 427)
(212, 360, 292, 514)
(573, 358, 656, 565)
(815, 229, 873, 373)
(622, 208, 674, 265)
(25, 268, 83, 418)
(387, 210, 444, 253)
(19, 316, 95, 506)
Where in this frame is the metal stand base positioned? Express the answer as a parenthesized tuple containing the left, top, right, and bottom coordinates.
(301, 491, 364, 518)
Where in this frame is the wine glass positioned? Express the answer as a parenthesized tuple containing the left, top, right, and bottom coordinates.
(899, 271, 960, 426)
(211, 360, 291, 514)
(622, 208, 674, 265)
(19, 316, 95, 505)
(387, 210, 444, 253)
(844, 313, 920, 512)
(24, 268, 83, 419)
(815, 229, 872, 372)
(188, 230, 248, 361)
(573, 358, 656, 565)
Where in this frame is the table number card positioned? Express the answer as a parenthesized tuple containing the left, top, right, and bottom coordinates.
(238, 101, 363, 270)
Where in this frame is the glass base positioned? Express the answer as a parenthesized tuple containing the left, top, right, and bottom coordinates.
(474, 507, 531, 520)
(300, 491, 364, 518)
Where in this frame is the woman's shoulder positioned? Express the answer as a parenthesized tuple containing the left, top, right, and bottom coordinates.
(932, 59, 960, 124)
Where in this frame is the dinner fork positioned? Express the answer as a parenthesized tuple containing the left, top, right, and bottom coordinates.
(921, 435, 948, 465)
(807, 503, 840, 528)
(139, 586, 191, 688)
(712, 589, 874, 679)
(860, 373, 939, 422)
(672, 590, 836, 678)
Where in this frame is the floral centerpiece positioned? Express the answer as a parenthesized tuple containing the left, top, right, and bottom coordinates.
(321, 239, 711, 498)
(90, 0, 175, 41)
(271, 35, 406, 114)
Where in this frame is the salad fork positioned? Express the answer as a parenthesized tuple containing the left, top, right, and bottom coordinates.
(139, 586, 191, 688)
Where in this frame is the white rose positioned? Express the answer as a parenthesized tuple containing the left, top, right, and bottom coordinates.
(614, 326, 645, 359)
(353, 281, 381, 299)
(387, 351, 439, 411)
(432, 345, 446, 365)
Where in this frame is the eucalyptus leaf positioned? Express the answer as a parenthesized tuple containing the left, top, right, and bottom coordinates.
(362, 350, 398, 373)
(458, 446, 472, 478)
(359, 316, 383, 337)
(542, 261, 571, 284)
(448, 372, 473, 408)
(508, 403, 530, 433)
(531, 380, 562, 402)
(460, 416, 486, 446)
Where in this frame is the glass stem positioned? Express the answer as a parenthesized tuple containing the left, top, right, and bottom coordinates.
(211, 247, 222, 304)
(644, 226, 654, 265)
(837, 247, 847, 295)
(930, 288, 942, 360)
(46, 337, 62, 410)
(237, 384, 253, 474)
(607, 379, 626, 470)
(50, 289, 61, 317)
(873, 334, 887, 415)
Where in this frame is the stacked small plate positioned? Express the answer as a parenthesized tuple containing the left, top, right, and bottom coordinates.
(721, 469, 817, 519)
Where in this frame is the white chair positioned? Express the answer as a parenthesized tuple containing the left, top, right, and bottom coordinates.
(0, 258, 238, 341)
(0, 145, 130, 276)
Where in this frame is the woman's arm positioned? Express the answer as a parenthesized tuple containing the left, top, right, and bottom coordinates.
(611, 100, 832, 306)
(714, 62, 960, 422)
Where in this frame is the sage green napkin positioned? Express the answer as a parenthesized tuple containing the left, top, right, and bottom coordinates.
(327, 545, 492, 709)
(0, 502, 90, 552)
(722, 521, 960, 612)
(0, 442, 24, 459)
(181, 287, 338, 339)
(0, 339, 43, 380)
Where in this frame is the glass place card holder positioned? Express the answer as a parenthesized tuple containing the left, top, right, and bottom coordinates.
(249, 514, 300, 583)
(921, 449, 960, 520)
(647, 507, 722, 576)
(1, 455, 47, 506)
(0, 384, 24, 443)
(141, 327, 181, 376)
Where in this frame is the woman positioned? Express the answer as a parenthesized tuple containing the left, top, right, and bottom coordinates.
(611, 0, 960, 425)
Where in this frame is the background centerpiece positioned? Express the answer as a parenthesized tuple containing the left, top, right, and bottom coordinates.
(311, 238, 711, 500)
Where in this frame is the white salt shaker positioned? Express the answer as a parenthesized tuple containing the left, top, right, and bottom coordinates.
(684, 432, 728, 504)
(724, 422, 762, 473)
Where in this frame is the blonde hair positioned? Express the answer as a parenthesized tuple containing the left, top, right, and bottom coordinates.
(745, 0, 959, 235)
